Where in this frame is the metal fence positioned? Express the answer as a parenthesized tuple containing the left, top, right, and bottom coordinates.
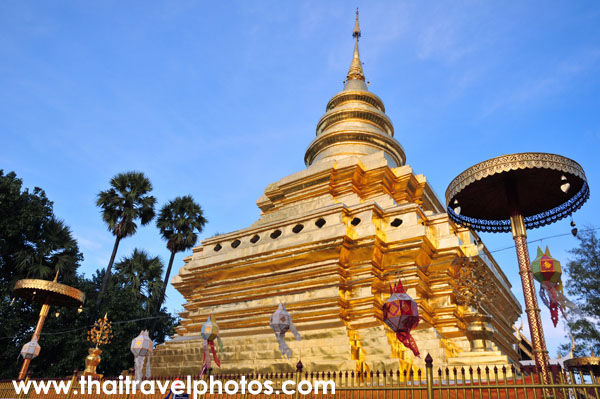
(1, 354, 599, 399)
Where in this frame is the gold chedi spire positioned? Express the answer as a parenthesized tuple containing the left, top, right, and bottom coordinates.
(346, 8, 365, 82)
(353, 8, 361, 38)
(304, 9, 406, 168)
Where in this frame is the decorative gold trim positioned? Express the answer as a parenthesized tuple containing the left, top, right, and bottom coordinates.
(316, 109, 394, 136)
(564, 356, 600, 369)
(445, 152, 587, 206)
(304, 131, 406, 166)
(445, 152, 589, 232)
(327, 92, 385, 112)
(14, 279, 85, 307)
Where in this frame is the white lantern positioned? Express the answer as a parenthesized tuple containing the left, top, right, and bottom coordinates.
(130, 330, 153, 381)
(269, 303, 301, 358)
(20, 338, 41, 360)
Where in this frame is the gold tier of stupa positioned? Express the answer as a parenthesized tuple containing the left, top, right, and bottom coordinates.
(152, 11, 523, 376)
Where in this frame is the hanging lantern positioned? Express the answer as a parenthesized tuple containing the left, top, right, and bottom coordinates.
(270, 303, 301, 358)
(130, 330, 154, 381)
(531, 246, 579, 326)
(200, 315, 223, 377)
(382, 280, 420, 357)
(20, 338, 41, 360)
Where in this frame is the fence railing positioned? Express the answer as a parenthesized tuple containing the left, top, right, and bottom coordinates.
(1, 353, 599, 399)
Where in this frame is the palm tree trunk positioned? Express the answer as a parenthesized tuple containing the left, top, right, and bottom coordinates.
(151, 250, 176, 333)
(95, 236, 122, 308)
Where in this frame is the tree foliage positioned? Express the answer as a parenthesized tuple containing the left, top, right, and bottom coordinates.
(0, 171, 177, 379)
(561, 228, 600, 356)
(153, 196, 206, 327)
(97, 172, 156, 241)
(0, 266, 177, 379)
(156, 196, 206, 254)
(114, 249, 164, 311)
(0, 170, 80, 284)
(95, 171, 156, 309)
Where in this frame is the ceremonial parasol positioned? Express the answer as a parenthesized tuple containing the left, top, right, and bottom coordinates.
(13, 273, 85, 379)
(446, 152, 589, 383)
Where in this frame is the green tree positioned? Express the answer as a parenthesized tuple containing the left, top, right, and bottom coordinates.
(114, 249, 164, 309)
(85, 265, 176, 377)
(20, 269, 176, 379)
(152, 196, 206, 329)
(562, 228, 600, 356)
(15, 217, 81, 282)
(0, 170, 84, 377)
(95, 172, 156, 309)
(0, 268, 177, 379)
(1, 170, 53, 282)
(0, 170, 176, 379)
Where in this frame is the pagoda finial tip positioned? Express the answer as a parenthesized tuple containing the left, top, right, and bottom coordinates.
(353, 8, 361, 39)
(346, 8, 365, 83)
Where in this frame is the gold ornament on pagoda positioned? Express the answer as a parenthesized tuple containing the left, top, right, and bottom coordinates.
(453, 257, 499, 352)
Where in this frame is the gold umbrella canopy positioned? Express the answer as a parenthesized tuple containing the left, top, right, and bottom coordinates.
(13, 279, 85, 308)
(445, 152, 589, 232)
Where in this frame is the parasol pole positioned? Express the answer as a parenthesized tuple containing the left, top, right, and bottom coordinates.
(18, 302, 50, 380)
(510, 212, 551, 384)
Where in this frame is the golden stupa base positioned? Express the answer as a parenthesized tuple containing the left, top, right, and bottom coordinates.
(153, 323, 463, 376)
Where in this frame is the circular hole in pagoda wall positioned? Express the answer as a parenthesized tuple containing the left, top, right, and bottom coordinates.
(391, 218, 403, 227)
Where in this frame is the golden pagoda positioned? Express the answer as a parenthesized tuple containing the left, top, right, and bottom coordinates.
(152, 11, 522, 375)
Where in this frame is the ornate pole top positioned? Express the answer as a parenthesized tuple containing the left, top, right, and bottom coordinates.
(347, 8, 365, 82)
(353, 8, 361, 39)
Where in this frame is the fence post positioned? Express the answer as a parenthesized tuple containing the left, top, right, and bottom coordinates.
(425, 354, 434, 399)
(17, 372, 31, 399)
(65, 370, 78, 399)
(295, 360, 303, 399)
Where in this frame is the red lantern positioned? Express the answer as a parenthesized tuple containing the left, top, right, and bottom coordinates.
(383, 280, 420, 357)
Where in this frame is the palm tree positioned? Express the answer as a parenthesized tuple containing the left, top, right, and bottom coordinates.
(114, 248, 164, 309)
(95, 171, 156, 308)
(153, 196, 206, 318)
(15, 217, 81, 282)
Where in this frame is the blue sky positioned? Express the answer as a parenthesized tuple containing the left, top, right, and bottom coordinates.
(1, 1, 599, 357)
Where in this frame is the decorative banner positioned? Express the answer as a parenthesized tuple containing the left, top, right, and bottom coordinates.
(200, 315, 223, 377)
(531, 246, 580, 326)
(130, 330, 154, 381)
(383, 280, 420, 357)
(269, 303, 301, 358)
